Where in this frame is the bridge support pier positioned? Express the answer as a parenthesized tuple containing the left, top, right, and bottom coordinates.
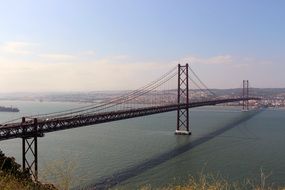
(21, 117, 42, 181)
(243, 80, 249, 111)
(175, 64, 191, 135)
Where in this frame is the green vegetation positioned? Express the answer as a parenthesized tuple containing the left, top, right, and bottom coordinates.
(0, 149, 56, 190)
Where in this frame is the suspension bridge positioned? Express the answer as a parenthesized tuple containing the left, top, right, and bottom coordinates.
(0, 64, 260, 181)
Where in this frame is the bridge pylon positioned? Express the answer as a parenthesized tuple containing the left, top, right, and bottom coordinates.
(175, 64, 191, 135)
(242, 80, 249, 111)
(21, 117, 43, 182)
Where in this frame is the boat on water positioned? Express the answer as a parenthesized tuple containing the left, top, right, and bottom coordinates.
(0, 106, 20, 112)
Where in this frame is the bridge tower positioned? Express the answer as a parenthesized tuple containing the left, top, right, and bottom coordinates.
(243, 80, 249, 111)
(175, 64, 191, 135)
(21, 117, 43, 181)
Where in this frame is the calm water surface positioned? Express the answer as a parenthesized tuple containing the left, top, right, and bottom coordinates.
(0, 100, 284, 189)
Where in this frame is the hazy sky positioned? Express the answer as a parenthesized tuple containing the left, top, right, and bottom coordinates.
(0, 0, 284, 92)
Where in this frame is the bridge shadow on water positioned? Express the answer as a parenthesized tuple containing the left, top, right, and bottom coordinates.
(85, 109, 264, 190)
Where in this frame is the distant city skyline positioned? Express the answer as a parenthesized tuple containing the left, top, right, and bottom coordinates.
(0, 0, 284, 92)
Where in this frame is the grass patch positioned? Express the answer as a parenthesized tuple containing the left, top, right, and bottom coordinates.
(133, 170, 285, 190)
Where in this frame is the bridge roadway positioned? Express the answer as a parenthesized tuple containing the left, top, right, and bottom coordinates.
(0, 97, 259, 141)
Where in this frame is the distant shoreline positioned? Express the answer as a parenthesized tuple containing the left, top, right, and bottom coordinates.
(0, 99, 285, 110)
(0, 106, 19, 112)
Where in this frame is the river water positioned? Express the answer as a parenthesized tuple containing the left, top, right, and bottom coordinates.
(0, 100, 285, 189)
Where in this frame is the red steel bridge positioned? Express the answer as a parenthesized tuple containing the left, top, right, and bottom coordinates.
(0, 64, 260, 181)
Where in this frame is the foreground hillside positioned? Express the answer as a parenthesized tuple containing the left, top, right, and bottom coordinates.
(0, 150, 56, 190)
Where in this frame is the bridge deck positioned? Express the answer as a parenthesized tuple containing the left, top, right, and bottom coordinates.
(0, 98, 259, 141)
